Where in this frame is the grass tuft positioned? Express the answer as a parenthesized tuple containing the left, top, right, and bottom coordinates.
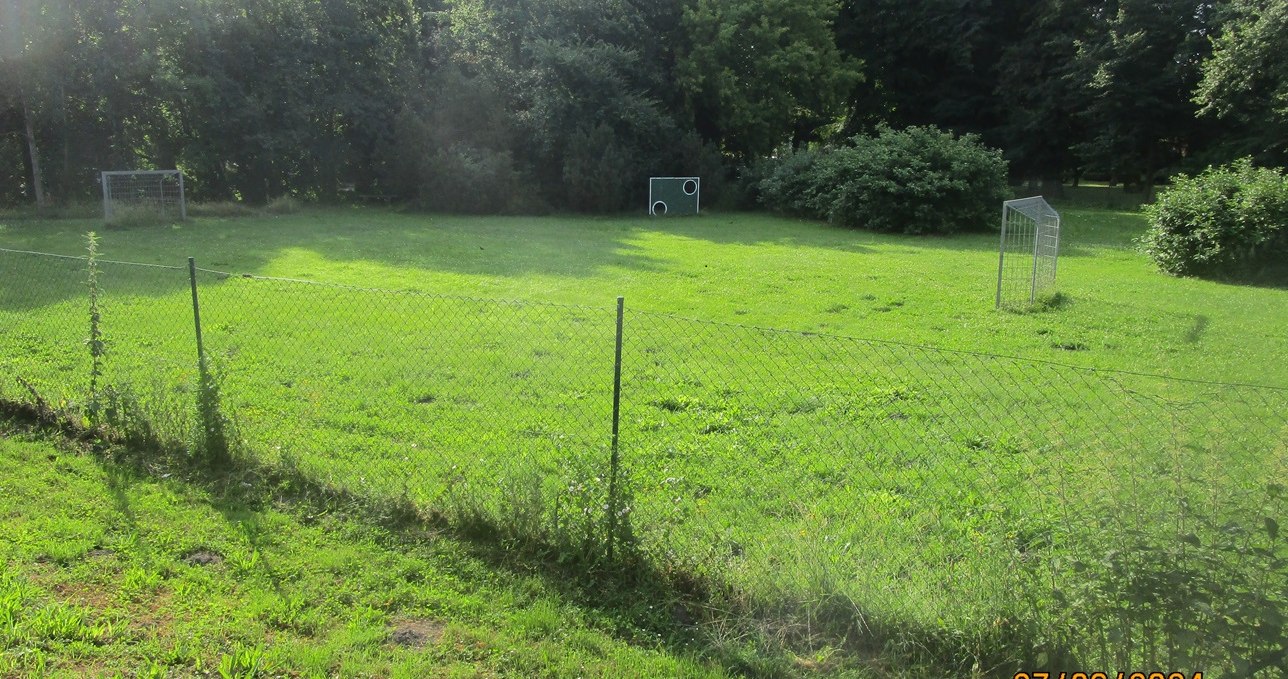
(105, 205, 178, 229)
(265, 195, 301, 215)
(189, 201, 255, 218)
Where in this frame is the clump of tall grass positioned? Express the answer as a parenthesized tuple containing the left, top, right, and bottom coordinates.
(0, 201, 100, 220)
(265, 195, 301, 215)
(105, 205, 177, 228)
(189, 201, 255, 218)
(1014, 488, 1287, 673)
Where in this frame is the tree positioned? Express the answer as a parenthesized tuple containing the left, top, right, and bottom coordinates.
(993, 0, 1096, 192)
(677, 0, 860, 159)
(1194, 0, 1288, 165)
(0, 0, 50, 208)
(837, 0, 977, 133)
(438, 0, 700, 211)
(149, 0, 424, 201)
(838, 0, 1083, 187)
(1072, 0, 1216, 197)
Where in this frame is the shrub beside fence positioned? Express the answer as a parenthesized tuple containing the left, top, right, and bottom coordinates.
(1, 246, 1285, 675)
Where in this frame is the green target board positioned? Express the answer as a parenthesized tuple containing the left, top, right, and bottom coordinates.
(649, 177, 700, 216)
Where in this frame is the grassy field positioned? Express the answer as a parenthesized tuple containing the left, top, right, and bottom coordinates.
(0, 419, 753, 678)
(0, 199, 1282, 389)
(1, 201, 1285, 385)
(1, 197, 1286, 674)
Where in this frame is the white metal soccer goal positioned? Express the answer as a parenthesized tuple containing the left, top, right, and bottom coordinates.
(996, 196, 1060, 308)
(101, 170, 187, 221)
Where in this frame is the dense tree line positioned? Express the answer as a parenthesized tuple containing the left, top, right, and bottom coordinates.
(1, 0, 1285, 211)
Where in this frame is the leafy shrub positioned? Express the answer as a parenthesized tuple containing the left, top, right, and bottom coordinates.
(563, 124, 633, 213)
(759, 126, 1008, 235)
(1142, 159, 1288, 278)
(756, 147, 828, 217)
(384, 77, 543, 215)
(421, 144, 539, 215)
(1027, 505, 1286, 673)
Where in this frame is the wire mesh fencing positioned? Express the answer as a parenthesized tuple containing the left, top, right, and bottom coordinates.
(0, 250, 90, 409)
(194, 270, 618, 545)
(620, 310, 1287, 670)
(2, 246, 1285, 673)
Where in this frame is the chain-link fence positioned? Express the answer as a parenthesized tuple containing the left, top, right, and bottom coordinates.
(2, 246, 1285, 674)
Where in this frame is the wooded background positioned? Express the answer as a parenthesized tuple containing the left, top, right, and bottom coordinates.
(1, 0, 1284, 211)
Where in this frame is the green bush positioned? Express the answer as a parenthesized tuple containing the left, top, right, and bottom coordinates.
(755, 147, 828, 218)
(759, 126, 1008, 235)
(1142, 159, 1288, 278)
(421, 144, 539, 215)
(563, 124, 632, 213)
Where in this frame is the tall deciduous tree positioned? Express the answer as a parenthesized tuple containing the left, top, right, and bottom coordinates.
(838, 0, 1077, 187)
(1072, 0, 1216, 197)
(993, 0, 1096, 191)
(835, 0, 1029, 138)
(433, 0, 700, 211)
(1195, 0, 1288, 165)
(1, 0, 48, 207)
(677, 0, 860, 159)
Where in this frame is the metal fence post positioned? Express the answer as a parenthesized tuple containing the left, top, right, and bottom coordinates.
(178, 171, 187, 221)
(606, 296, 625, 560)
(188, 257, 206, 365)
(188, 256, 230, 464)
(101, 171, 111, 221)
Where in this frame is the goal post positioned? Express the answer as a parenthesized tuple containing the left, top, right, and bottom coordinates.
(649, 177, 700, 216)
(996, 196, 1061, 309)
(101, 169, 187, 222)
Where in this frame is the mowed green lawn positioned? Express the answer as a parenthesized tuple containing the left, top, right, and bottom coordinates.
(0, 423, 736, 678)
(1, 204, 1284, 385)
(2, 203, 1286, 672)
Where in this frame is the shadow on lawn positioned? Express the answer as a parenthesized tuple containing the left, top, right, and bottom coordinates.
(0, 204, 1157, 316)
(1, 209, 671, 309)
(1, 398, 1068, 678)
(2, 208, 874, 313)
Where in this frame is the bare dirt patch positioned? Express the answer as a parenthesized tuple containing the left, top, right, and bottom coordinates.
(183, 549, 224, 566)
(389, 617, 446, 648)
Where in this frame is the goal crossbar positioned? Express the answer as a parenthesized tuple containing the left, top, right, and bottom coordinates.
(1004, 196, 1059, 223)
(101, 170, 184, 177)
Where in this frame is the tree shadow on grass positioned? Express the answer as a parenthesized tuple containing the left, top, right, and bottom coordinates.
(0, 205, 1157, 319)
(3, 399, 1072, 678)
(1, 210, 671, 310)
(1181, 263, 1288, 291)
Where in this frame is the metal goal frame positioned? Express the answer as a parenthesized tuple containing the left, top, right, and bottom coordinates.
(101, 169, 187, 221)
(996, 196, 1061, 308)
